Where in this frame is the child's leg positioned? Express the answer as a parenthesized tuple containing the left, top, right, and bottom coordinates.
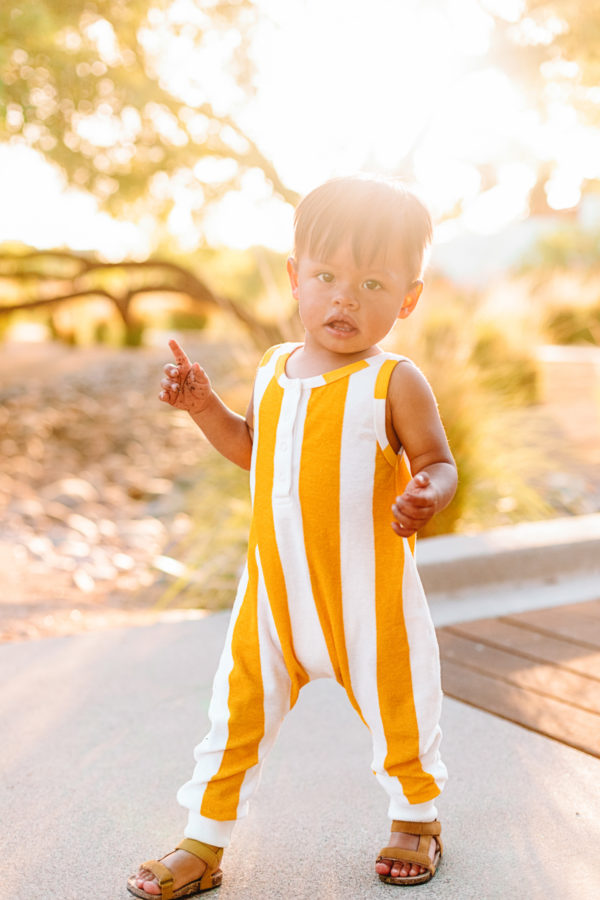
(340, 560, 446, 882)
(130, 553, 297, 897)
(344, 571, 447, 819)
(177, 550, 297, 847)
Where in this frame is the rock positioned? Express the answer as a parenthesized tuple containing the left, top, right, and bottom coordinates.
(73, 570, 95, 593)
(66, 513, 99, 542)
(41, 477, 100, 504)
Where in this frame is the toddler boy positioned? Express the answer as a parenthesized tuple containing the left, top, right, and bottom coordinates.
(128, 176, 457, 897)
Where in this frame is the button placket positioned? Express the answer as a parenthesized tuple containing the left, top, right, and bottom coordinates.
(274, 380, 302, 499)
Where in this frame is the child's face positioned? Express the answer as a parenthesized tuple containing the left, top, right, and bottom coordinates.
(287, 241, 422, 361)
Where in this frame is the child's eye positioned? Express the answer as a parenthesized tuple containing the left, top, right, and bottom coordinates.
(363, 279, 382, 291)
(317, 272, 334, 283)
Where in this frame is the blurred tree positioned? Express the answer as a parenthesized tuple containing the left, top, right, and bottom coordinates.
(0, 245, 299, 346)
(0, 0, 298, 228)
(487, 0, 600, 126)
(480, 0, 600, 212)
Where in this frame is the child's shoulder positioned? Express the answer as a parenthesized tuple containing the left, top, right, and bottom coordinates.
(386, 352, 436, 411)
(376, 349, 413, 366)
(374, 350, 423, 387)
(257, 342, 301, 369)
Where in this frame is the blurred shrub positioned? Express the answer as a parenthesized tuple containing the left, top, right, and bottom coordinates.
(47, 309, 146, 347)
(0, 311, 15, 341)
(167, 310, 208, 331)
(470, 326, 539, 404)
(420, 359, 551, 536)
(123, 321, 146, 347)
(159, 451, 252, 611)
(388, 295, 551, 537)
(47, 313, 77, 345)
(521, 226, 600, 273)
(543, 304, 600, 346)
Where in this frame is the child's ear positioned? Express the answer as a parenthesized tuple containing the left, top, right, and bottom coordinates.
(397, 280, 423, 319)
(287, 257, 299, 299)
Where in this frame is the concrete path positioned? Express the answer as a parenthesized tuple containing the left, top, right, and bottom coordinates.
(2, 611, 600, 900)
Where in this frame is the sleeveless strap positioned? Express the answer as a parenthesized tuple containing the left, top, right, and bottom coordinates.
(373, 356, 402, 465)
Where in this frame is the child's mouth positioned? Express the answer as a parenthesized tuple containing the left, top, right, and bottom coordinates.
(326, 319, 356, 334)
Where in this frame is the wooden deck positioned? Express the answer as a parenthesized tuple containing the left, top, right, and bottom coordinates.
(438, 598, 600, 758)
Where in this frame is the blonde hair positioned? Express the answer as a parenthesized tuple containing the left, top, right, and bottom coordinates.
(293, 176, 432, 283)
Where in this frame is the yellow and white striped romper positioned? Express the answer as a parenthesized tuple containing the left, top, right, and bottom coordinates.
(178, 343, 447, 847)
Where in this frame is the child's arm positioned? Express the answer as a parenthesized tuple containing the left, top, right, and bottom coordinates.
(159, 338, 254, 470)
(387, 362, 457, 537)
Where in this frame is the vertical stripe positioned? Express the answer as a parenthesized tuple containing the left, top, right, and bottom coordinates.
(233, 545, 296, 819)
(272, 387, 334, 680)
(337, 367, 380, 730)
(200, 542, 264, 820)
(372, 446, 440, 803)
(252, 376, 309, 703)
(298, 379, 363, 717)
(374, 358, 398, 400)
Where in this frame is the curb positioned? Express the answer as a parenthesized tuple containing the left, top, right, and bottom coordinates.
(418, 514, 600, 626)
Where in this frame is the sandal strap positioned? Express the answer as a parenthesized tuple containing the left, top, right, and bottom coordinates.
(391, 819, 441, 836)
(140, 860, 174, 900)
(176, 838, 223, 870)
(377, 843, 439, 876)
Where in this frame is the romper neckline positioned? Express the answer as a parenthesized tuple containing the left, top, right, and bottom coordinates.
(275, 345, 388, 389)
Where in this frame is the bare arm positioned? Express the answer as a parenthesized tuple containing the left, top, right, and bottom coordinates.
(160, 339, 254, 470)
(386, 362, 457, 537)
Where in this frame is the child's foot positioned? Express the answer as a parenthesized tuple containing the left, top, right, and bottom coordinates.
(130, 846, 218, 897)
(375, 826, 439, 880)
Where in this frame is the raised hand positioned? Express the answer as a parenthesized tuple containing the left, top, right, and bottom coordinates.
(391, 471, 438, 537)
(159, 339, 213, 415)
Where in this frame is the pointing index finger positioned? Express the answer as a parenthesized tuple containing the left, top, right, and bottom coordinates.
(168, 338, 190, 367)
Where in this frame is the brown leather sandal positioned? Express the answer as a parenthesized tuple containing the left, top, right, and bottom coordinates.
(376, 819, 443, 886)
(127, 838, 224, 899)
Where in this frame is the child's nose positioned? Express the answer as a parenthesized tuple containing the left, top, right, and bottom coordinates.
(333, 284, 358, 308)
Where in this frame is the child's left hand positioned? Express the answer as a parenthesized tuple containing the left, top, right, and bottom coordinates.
(391, 471, 438, 537)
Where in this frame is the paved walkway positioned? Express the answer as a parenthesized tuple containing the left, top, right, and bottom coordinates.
(2, 610, 600, 900)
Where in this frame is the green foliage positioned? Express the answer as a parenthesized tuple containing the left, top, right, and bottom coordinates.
(0, 310, 15, 341)
(167, 309, 207, 331)
(123, 320, 145, 346)
(543, 304, 600, 345)
(0, 0, 296, 229)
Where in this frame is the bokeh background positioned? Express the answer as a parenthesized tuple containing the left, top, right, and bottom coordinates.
(1, 0, 599, 639)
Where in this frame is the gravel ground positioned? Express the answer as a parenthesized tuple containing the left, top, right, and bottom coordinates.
(0, 334, 258, 642)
